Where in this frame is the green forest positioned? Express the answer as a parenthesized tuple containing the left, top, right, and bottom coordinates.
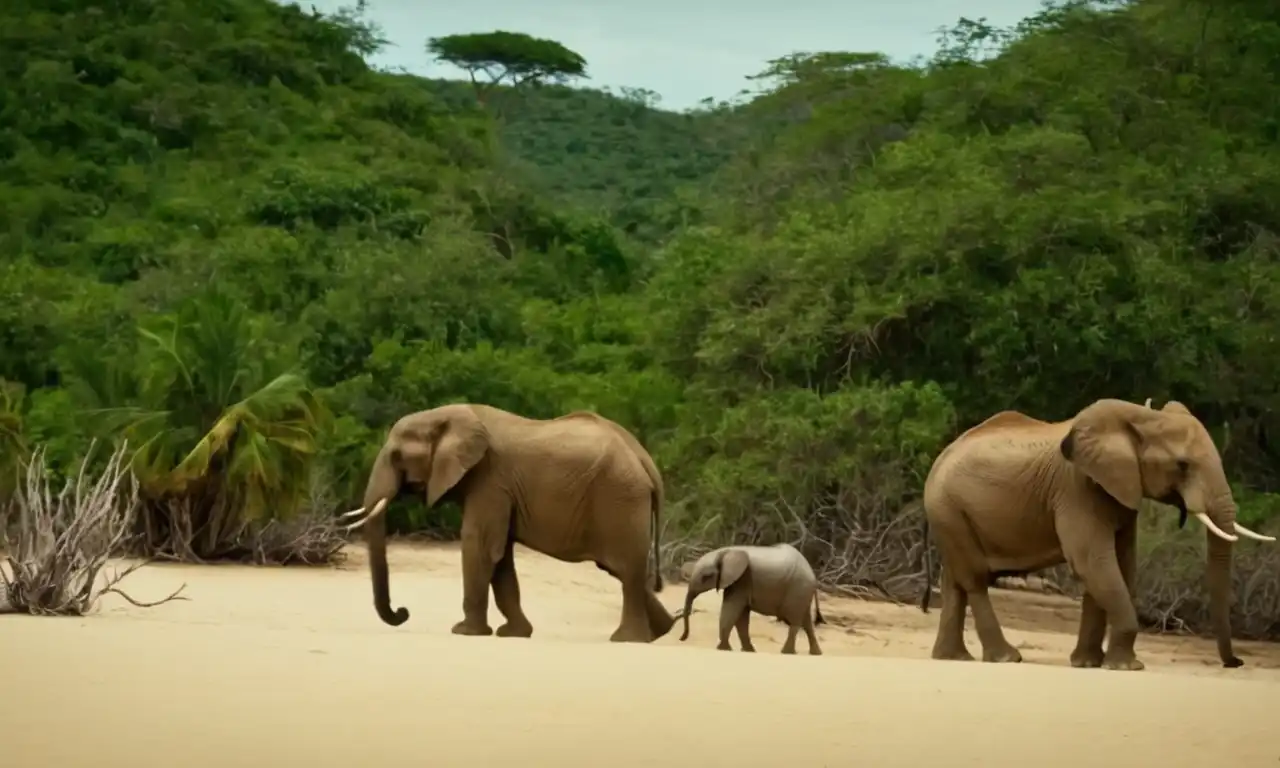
(2, 0, 1279, 637)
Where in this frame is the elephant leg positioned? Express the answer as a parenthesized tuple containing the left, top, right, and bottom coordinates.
(1072, 521, 1137, 667)
(644, 590, 676, 641)
(716, 590, 749, 650)
(781, 620, 800, 654)
(1116, 519, 1138, 600)
(608, 500, 672, 644)
(1103, 521, 1144, 669)
(1067, 523, 1143, 671)
(601, 557, 674, 639)
(930, 567, 975, 661)
(609, 571, 656, 643)
(452, 490, 511, 637)
(968, 587, 1022, 663)
(734, 608, 756, 652)
(492, 539, 533, 638)
(1069, 592, 1107, 668)
(802, 612, 822, 656)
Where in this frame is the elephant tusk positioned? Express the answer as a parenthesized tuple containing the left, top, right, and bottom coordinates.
(1194, 512, 1239, 542)
(339, 506, 366, 519)
(1143, 397, 1153, 408)
(342, 498, 390, 532)
(1231, 521, 1277, 542)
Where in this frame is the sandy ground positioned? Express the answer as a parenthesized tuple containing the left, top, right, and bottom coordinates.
(3, 542, 1280, 767)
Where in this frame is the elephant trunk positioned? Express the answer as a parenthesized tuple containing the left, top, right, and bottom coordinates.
(1203, 495, 1240, 667)
(678, 586, 699, 641)
(363, 448, 409, 627)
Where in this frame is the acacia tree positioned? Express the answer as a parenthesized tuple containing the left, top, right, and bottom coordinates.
(426, 31, 588, 107)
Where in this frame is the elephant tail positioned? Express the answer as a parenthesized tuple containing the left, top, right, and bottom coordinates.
(918, 513, 933, 614)
(638, 448, 665, 594)
(606, 419, 665, 593)
(813, 591, 826, 625)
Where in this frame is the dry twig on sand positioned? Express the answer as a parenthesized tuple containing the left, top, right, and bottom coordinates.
(0, 441, 187, 615)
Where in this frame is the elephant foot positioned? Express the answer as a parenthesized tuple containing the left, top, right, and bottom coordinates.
(646, 606, 676, 641)
(808, 647, 823, 656)
(451, 619, 494, 637)
(1222, 655, 1244, 669)
(715, 641, 733, 651)
(740, 644, 756, 653)
(931, 645, 976, 662)
(496, 621, 533, 638)
(610, 625, 654, 643)
(1102, 654, 1145, 671)
(1069, 648, 1104, 668)
(982, 644, 1023, 664)
(780, 645, 795, 655)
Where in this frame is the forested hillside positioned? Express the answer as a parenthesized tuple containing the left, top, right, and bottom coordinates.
(423, 78, 741, 240)
(3, 0, 1280, 638)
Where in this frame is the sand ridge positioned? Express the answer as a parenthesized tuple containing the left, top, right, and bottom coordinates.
(2, 541, 1278, 767)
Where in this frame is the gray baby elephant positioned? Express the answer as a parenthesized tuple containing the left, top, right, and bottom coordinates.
(677, 543, 825, 655)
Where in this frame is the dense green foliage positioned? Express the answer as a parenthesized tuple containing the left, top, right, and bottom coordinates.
(3, 0, 1280, 633)
(423, 79, 738, 241)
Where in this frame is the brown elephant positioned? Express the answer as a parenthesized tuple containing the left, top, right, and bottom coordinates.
(340, 404, 676, 643)
(919, 397, 1274, 670)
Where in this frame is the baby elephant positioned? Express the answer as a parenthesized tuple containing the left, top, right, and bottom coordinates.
(677, 543, 824, 655)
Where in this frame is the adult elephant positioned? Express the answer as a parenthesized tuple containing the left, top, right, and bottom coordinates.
(919, 397, 1274, 670)
(341, 404, 676, 643)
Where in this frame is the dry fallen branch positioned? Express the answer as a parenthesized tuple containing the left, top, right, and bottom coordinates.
(249, 511, 349, 565)
(0, 441, 188, 615)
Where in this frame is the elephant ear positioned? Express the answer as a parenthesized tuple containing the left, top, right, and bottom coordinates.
(1060, 400, 1144, 510)
(427, 408, 489, 507)
(715, 549, 750, 590)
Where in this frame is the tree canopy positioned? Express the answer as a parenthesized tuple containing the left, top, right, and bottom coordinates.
(428, 31, 588, 103)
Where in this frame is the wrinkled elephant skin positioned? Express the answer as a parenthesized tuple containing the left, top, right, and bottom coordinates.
(343, 404, 674, 644)
(919, 398, 1274, 670)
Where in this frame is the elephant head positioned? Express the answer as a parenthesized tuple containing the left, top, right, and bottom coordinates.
(341, 405, 490, 627)
(678, 547, 750, 641)
(1060, 398, 1275, 666)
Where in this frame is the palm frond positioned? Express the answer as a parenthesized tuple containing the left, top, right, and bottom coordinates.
(67, 288, 332, 550)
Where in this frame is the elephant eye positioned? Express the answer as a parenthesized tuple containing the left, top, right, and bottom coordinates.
(1176, 459, 1190, 475)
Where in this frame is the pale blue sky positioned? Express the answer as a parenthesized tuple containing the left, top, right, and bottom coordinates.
(306, 0, 1049, 110)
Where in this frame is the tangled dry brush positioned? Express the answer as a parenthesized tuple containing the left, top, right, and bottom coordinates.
(0, 442, 186, 615)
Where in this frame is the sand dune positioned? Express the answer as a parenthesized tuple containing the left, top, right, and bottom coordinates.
(2, 541, 1278, 767)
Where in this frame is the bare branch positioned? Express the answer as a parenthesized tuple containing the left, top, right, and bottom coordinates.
(101, 582, 188, 608)
(0, 441, 186, 616)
